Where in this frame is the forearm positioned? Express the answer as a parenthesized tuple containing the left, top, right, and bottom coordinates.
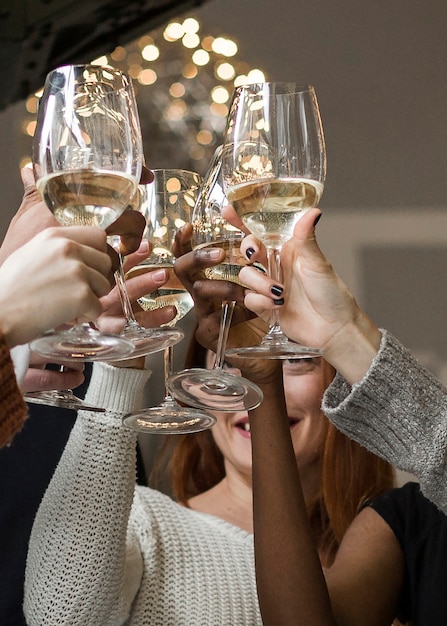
(323, 329, 447, 513)
(24, 363, 151, 626)
(322, 311, 381, 386)
(250, 376, 335, 626)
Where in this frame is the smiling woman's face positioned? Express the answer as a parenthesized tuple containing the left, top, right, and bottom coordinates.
(205, 352, 330, 481)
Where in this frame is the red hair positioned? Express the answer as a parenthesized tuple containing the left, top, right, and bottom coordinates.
(151, 339, 395, 565)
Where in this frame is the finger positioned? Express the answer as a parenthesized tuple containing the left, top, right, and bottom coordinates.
(291, 208, 322, 241)
(244, 291, 281, 317)
(140, 165, 154, 184)
(122, 241, 152, 273)
(174, 247, 226, 292)
(27, 353, 85, 372)
(192, 279, 245, 307)
(22, 369, 85, 393)
(221, 203, 250, 235)
(56, 226, 108, 252)
(239, 265, 284, 300)
(173, 223, 193, 257)
(100, 268, 169, 316)
(106, 210, 146, 255)
(20, 166, 38, 196)
(134, 306, 177, 328)
(240, 235, 268, 266)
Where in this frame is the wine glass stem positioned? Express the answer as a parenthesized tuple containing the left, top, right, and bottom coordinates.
(114, 254, 139, 326)
(162, 345, 175, 403)
(214, 300, 236, 370)
(266, 246, 283, 335)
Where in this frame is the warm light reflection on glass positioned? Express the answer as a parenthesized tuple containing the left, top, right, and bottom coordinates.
(91, 55, 109, 66)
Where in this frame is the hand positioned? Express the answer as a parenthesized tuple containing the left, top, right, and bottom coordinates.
(0, 227, 112, 348)
(0, 167, 58, 266)
(173, 228, 281, 384)
(20, 354, 85, 393)
(97, 256, 177, 368)
(106, 210, 146, 258)
(239, 209, 381, 383)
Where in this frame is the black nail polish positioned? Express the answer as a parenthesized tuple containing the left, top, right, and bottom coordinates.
(273, 298, 284, 305)
(246, 247, 255, 259)
(313, 213, 322, 227)
(271, 285, 283, 297)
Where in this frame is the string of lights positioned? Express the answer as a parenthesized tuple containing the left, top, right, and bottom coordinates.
(20, 15, 266, 175)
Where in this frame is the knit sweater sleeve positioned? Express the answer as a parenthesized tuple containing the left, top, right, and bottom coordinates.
(0, 331, 28, 448)
(322, 329, 447, 514)
(24, 362, 152, 626)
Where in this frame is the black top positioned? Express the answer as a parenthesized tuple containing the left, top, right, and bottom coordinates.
(368, 481, 447, 625)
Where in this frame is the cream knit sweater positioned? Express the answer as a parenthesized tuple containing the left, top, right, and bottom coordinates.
(24, 362, 261, 626)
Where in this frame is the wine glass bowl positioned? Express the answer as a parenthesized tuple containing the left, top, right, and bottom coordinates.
(30, 63, 143, 362)
(222, 82, 326, 359)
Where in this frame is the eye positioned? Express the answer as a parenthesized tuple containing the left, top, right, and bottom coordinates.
(284, 357, 321, 374)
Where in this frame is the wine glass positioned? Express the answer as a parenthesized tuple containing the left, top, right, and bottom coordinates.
(107, 219, 185, 361)
(222, 82, 326, 359)
(122, 169, 216, 434)
(167, 147, 264, 412)
(30, 63, 142, 362)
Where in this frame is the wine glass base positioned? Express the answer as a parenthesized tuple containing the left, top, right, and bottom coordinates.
(167, 368, 264, 412)
(225, 342, 323, 360)
(111, 327, 185, 361)
(30, 329, 135, 362)
(122, 402, 216, 434)
(24, 390, 106, 412)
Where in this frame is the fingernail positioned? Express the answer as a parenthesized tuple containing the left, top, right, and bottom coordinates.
(152, 269, 167, 282)
(246, 247, 255, 259)
(273, 298, 284, 305)
(139, 240, 150, 253)
(200, 248, 221, 260)
(313, 213, 322, 227)
(270, 285, 283, 297)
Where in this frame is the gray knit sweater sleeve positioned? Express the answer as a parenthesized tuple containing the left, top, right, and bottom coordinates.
(322, 329, 447, 514)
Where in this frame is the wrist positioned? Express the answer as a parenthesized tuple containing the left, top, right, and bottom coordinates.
(323, 311, 381, 385)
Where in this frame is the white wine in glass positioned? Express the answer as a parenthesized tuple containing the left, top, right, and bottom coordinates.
(222, 82, 326, 359)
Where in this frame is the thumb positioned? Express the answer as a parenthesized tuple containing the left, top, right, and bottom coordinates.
(20, 166, 37, 196)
